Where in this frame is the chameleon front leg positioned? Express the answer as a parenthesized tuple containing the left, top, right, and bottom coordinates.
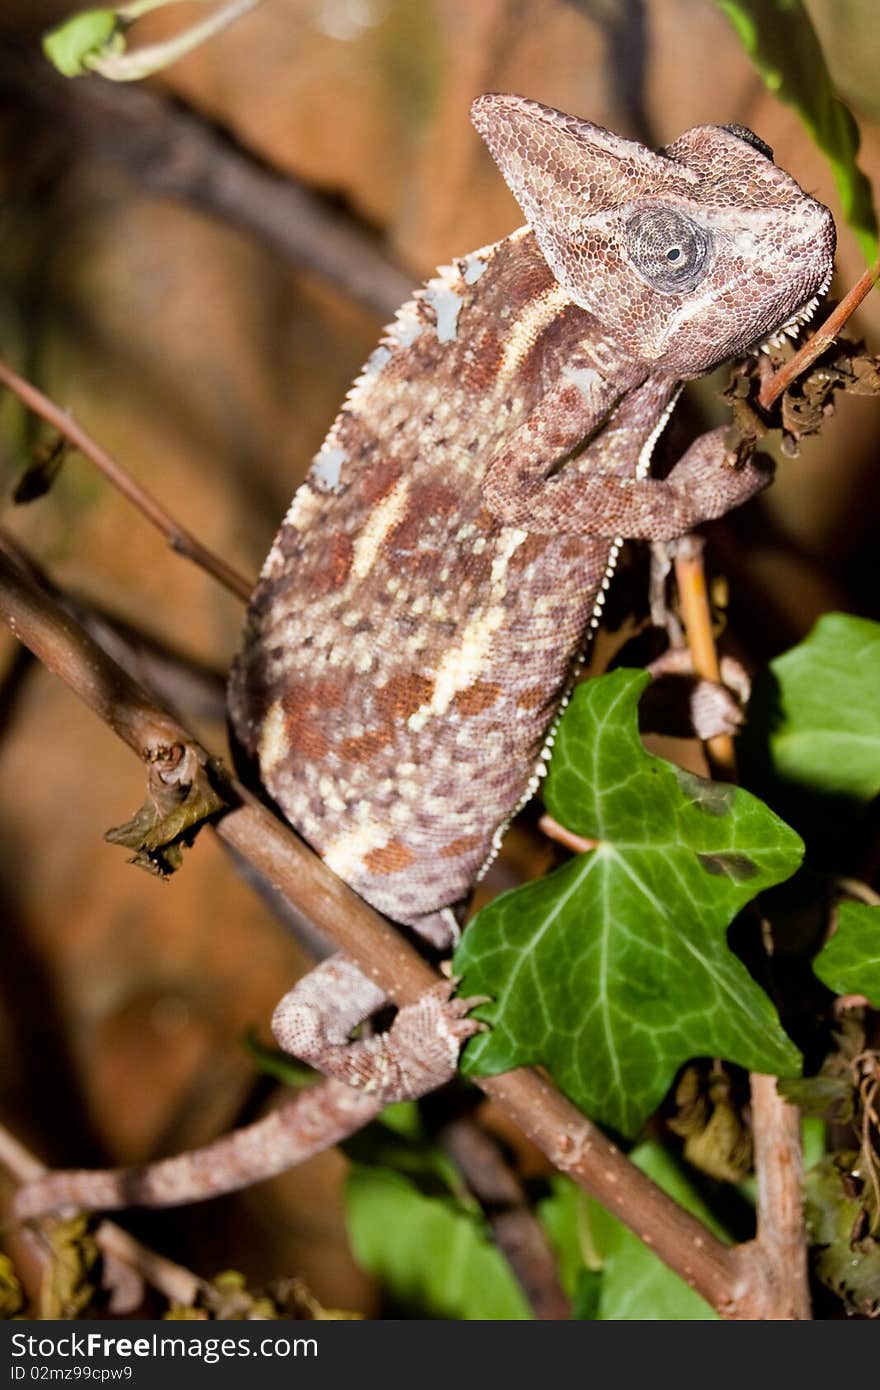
(272, 955, 485, 1103)
(484, 421, 773, 539)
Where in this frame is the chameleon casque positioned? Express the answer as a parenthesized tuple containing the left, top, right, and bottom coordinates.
(226, 94, 835, 1106)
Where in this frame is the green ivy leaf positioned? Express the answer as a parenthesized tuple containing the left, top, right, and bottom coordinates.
(42, 10, 123, 78)
(539, 1143, 729, 1319)
(717, 0, 878, 260)
(813, 901, 880, 1006)
(455, 670, 802, 1136)
(345, 1166, 530, 1320)
(744, 614, 880, 806)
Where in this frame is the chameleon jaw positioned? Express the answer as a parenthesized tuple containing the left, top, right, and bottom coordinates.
(755, 263, 834, 354)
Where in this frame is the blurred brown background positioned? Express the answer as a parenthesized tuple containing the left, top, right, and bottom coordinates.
(0, 0, 878, 1312)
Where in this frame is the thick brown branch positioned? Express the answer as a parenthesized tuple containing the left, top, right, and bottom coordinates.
(748, 1074, 811, 1319)
(0, 544, 763, 1318)
(0, 533, 227, 724)
(0, 358, 253, 602)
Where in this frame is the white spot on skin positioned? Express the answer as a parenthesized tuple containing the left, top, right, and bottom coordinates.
(352, 476, 411, 579)
(364, 345, 391, 377)
(463, 253, 487, 284)
(278, 481, 325, 538)
(391, 309, 424, 348)
(258, 701, 289, 774)
(425, 282, 463, 342)
(561, 364, 602, 400)
(311, 445, 348, 493)
(323, 820, 388, 879)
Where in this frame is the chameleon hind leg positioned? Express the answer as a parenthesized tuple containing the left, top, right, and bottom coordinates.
(272, 954, 484, 1104)
(645, 646, 751, 741)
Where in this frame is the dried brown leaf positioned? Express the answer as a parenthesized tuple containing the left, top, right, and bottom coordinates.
(106, 743, 227, 876)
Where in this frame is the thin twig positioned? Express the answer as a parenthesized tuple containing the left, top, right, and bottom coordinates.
(673, 534, 812, 1320)
(672, 535, 735, 776)
(0, 1122, 201, 1309)
(87, 0, 266, 82)
(759, 258, 880, 410)
(0, 541, 768, 1317)
(832, 875, 880, 908)
(0, 358, 253, 603)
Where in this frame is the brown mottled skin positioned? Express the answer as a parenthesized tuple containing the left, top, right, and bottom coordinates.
(12, 98, 838, 1221)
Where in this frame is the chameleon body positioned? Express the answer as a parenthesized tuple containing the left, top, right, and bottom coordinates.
(229, 95, 834, 962)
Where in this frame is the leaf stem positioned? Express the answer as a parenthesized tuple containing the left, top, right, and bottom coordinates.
(89, 0, 265, 81)
(538, 814, 599, 855)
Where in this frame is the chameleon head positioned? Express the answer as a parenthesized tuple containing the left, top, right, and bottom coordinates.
(471, 93, 836, 377)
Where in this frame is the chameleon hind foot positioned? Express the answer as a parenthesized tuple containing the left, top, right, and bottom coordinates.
(271, 955, 485, 1104)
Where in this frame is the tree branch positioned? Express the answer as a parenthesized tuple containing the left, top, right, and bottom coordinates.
(748, 1073, 811, 1319)
(758, 257, 880, 410)
(0, 538, 767, 1317)
(0, 357, 253, 603)
(439, 1118, 570, 1320)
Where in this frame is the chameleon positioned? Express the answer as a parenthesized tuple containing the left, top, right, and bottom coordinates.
(10, 95, 838, 1224)
(225, 93, 835, 1107)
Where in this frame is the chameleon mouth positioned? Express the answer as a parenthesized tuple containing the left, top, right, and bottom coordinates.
(755, 263, 834, 354)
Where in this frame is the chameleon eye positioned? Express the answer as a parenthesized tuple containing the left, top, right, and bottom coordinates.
(624, 207, 713, 295)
